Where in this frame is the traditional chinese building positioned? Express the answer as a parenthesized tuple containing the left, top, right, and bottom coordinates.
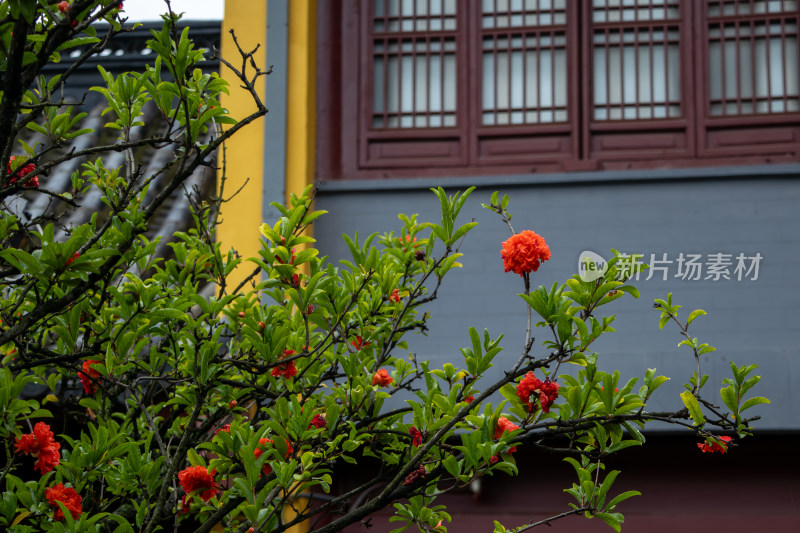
(217, 1, 800, 531)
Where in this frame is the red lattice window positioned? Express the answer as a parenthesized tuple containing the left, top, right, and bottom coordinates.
(698, 0, 800, 157)
(370, 0, 459, 129)
(479, 1, 569, 126)
(706, 0, 799, 116)
(317, 0, 800, 180)
(591, 1, 682, 121)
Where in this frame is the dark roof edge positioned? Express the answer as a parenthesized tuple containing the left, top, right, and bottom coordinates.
(316, 163, 800, 194)
(42, 20, 221, 74)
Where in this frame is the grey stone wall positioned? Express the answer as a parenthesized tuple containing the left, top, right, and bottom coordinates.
(314, 165, 800, 429)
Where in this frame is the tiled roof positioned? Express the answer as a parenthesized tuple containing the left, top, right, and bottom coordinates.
(10, 22, 221, 295)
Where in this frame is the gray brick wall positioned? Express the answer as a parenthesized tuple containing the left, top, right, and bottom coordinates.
(314, 168, 800, 429)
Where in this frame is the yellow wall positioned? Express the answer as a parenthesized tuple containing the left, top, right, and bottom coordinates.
(285, 0, 317, 204)
(218, 0, 316, 290)
(218, 1, 316, 529)
(218, 0, 267, 292)
(285, 9, 316, 530)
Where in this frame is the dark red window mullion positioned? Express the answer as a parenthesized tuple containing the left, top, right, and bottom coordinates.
(522, 23, 528, 123)
(604, 26, 611, 120)
(735, 19, 743, 116)
(664, 20, 671, 115)
(780, 17, 787, 111)
(749, 18, 756, 115)
(439, 34, 445, 128)
(765, 16, 773, 113)
(490, 0, 496, 128)
(649, 20, 655, 117)
(424, 34, 430, 127)
(550, 29, 556, 120)
(382, 37, 389, 127)
(719, 19, 727, 114)
(536, 28, 542, 124)
(411, 41, 416, 127)
(579, 0, 590, 161)
(634, 26, 640, 119)
(620, 28, 626, 119)
(507, 32, 512, 124)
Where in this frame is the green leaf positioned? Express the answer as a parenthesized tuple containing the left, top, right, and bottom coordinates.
(594, 512, 622, 532)
(605, 490, 641, 511)
(720, 386, 738, 413)
(686, 309, 707, 326)
(740, 396, 770, 412)
(680, 391, 705, 426)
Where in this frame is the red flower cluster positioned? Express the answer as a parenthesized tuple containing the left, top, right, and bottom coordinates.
(15, 422, 61, 474)
(464, 395, 474, 403)
(501, 230, 550, 275)
(254, 437, 294, 476)
(400, 235, 417, 251)
(57, 1, 70, 14)
(697, 435, 732, 454)
(516, 372, 560, 413)
(271, 349, 297, 378)
(389, 288, 401, 303)
(178, 465, 219, 502)
(79, 359, 101, 394)
(409, 426, 422, 447)
(372, 368, 393, 387)
(65, 251, 80, 267)
(308, 414, 327, 429)
(403, 465, 427, 486)
(214, 424, 231, 436)
(351, 336, 370, 350)
(7, 156, 38, 188)
(45, 483, 82, 521)
(493, 417, 519, 453)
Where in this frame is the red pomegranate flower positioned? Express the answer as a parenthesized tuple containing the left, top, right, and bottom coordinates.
(214, 424, 231, 436)
(372, 368, 393, 387)
(308, 414, 327, 429)
(254, 437, 294, 476)
(400, 235, 418, 251)
(501, 230, 550, 275)
(351, 336, 370, 350)
(79, 359, 101, 394)
(389, 288, 401, 303)
(409, 426, 422, 447)
(178, 465, 219, 502)
(516, 372, 560, 413)
(271, 349, 298, 378)
(65, 252, 80, 267)
(493, 417, 520, 453)
(15, 421, 61, 474)
(697, 435, 732, 454)
(45, 483, 82, 521)
(57, 1, 70, 14)
(7, 156, 38, 188)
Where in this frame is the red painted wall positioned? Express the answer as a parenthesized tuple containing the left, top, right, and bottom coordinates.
(321, 434, 800, 532)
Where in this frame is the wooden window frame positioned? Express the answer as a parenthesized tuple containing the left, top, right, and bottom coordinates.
(316, 0, 800, 181)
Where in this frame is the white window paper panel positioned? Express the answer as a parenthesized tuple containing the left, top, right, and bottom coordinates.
(481, 34, 568, 125)
(373, 39, 457, 128)
(373, 0, 457, 33)
(708, 22, 799, 115)
(593, 29, 681, 120)
(707, 0, 798, 16)
(481, 0, 567, 29)
(592, 0, 681, 23)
